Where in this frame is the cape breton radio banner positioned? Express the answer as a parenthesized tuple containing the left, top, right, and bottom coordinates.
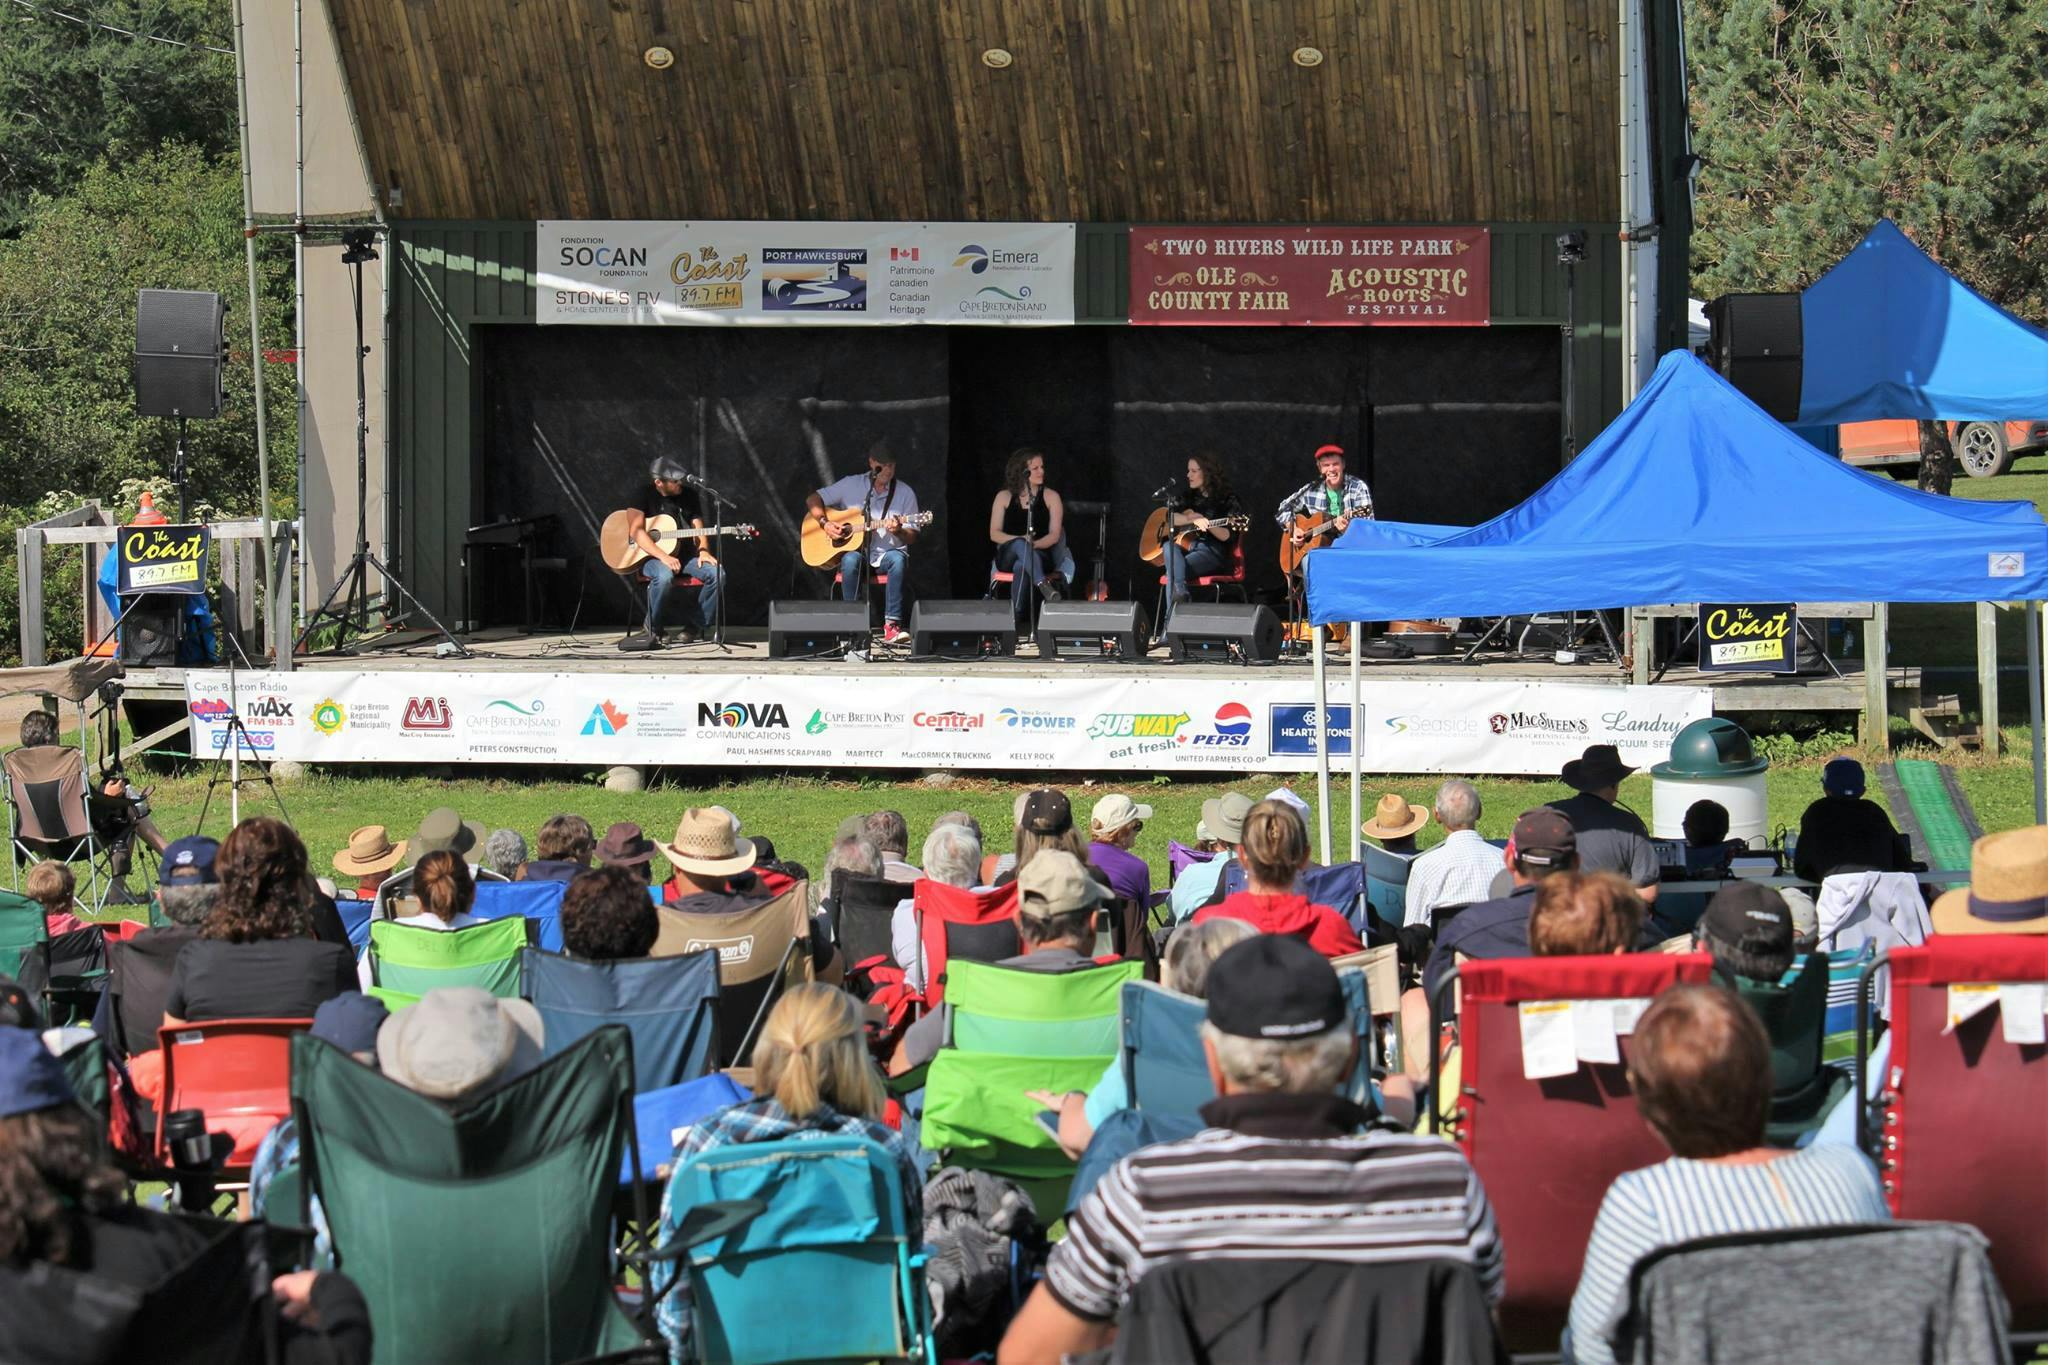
(538, 221, 1076, 326)
(1129, 226, 1490, 325)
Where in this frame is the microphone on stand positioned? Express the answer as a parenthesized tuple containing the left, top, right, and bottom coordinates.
(1149, 481, 1178, 502)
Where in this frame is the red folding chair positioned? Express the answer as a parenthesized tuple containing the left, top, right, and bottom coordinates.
(1430, 952, 1715, 1351)
(913, 880, 1021, 1009)
(1857, 935, 2048, 1332)
(1154, 537, 1248, 601)
(154, 1017, 311, 1179)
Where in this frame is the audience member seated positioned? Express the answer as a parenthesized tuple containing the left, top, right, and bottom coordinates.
(901, 850, 1108, 1068)
(1030, 916, 1258, 1157)
(865, 810, 921, 883)
(818, 833, 883, 923)
(1194, 800, 1362, 957)
(1564, 984, 1890, 1365)
(654, 983, 924, 1362)
(1421, 808, 1580, 1001)
(250, 991, 389, 1264)
(23, 861, 81, 936)
(998, 934, 1502, 1364)
(358, 851, 480, 989)
(1170, 792, 1250, 920)
(657, 809, 839, 977)
(161, 818, 355, 1028)
(1795, 758, 1911, 882)
(1694, 882, 1795, 982)
(483, 827, 528, 882)
(374, 807, 507, 917)
(529, 813, 597, 883)
(1086, 794, 1153, 908)
(0, 1027, 372, 1362)
(890, 821, 985, 993)
(16, 708, 169, 875)
(1548, 744, 1660, 903)
(1679, 799, 1751, 877)
(330, 826, 404, 902)
(1404, 779, 1500, 929)
(1001, 789, 1094, 888)
(1360, 791, 1429, 857)
(559, 865, 660, 961)
(100, 837, 219, 1058)
(980, 792, 1033, 885)
(375, 985, 546, 1100)
(594, 821, 659, 884)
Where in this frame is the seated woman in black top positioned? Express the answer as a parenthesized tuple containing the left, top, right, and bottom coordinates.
(988, 447, 1074, 625)
(163, 816, 357, 1027)
(1159, 452, 1245, 639)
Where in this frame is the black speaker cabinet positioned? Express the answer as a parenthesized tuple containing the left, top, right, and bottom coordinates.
(118, 594, 181, 666)
(1036, 600, 1149, 661)
(133, 289, 226, 419)
(1706, 292, 1803, 421)
(909, 600, 1016, 658)
(767, 599, 870, 659)
(1165, 603, 1281, 663)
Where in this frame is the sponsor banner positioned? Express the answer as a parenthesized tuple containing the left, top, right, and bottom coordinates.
(1129, 226, 1490, 326)
(116, 524, 210, 595)
(185, 672, 1708, 775)
(1697, 603, 1797, 673)
(537, 221, 1075, 326)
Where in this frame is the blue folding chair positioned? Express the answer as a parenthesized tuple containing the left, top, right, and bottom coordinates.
(1303, 860, 1365, 933)
(653, 1135, 936, 1365)
(471, 879, 566, 952)
(1361, 845, 1415, 940)
(623, 1072, 751, 1187)
(333, 896, 375, 953)
(1119, 980, 1212, 1116)
(522, 947, 720, 1093)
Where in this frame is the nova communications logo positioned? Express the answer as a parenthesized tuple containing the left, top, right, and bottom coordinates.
(699, 702, 789, 729)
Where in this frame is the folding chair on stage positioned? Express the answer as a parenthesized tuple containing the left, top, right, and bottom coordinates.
(363, 915, 528, 1008)
(523, 945, 721, 1093)
(654, 886, 815, 1069)
(155, 1017, 311, 1181)
(1857, 935, 2048, 1333)
(1429, 951, 1715, 1351)
(291, 1027, 646, 1365)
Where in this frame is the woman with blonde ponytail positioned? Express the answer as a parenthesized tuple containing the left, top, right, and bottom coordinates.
(651, 984, 925, 1359)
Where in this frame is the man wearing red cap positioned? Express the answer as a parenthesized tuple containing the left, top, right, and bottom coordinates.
(1275, 443, 1375, 548)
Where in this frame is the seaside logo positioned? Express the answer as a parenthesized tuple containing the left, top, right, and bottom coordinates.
(581, 701, 629, 736)
(311, 698, 345, 735)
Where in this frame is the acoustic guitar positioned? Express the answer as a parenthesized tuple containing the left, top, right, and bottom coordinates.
(599, 511, 759, 575)
(1138, 508, 1251, 566)
(798, 506, 936, 569)
(1278, 510, 1348, 577)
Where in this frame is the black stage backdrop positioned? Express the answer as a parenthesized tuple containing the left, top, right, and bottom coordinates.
(476, 324, 1559, 627)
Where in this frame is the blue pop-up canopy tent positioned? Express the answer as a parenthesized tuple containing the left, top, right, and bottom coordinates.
(1799, 219, 2048, 425)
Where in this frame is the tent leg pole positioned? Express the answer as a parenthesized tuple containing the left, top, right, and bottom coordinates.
(1313, 628, 1331, 866)
(1976, 601, 2000, 759)
(1861, 603, 1889, 752)
(2029, 601, 2044, 825)
(1348, 624, 1363, 868)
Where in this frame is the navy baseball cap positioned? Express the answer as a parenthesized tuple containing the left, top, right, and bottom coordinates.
(312, 992, 389, 1057)
(0, 1026, 73, 1119)
(1822, 758, 1866, 798)
(159, 835, 220, 886)
(1206, 934, 1348, 1040)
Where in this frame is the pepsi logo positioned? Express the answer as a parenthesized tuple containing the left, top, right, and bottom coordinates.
(1188, 700, 1255, 748)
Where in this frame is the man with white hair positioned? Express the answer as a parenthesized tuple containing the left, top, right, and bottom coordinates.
(890, 821, 983, 993)
(999, 933, 1502, 1364)
(1403, 779, 1501, 927)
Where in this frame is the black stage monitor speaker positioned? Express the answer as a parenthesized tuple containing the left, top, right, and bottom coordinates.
(767, 599, 869, 659)
(134, 289, 226, 419)
(1036, 600, 1148, 661)
(910, 600, 1017, 659)
(1166, 603, 1281, 664)
(118, 595, 181, 666)
(1706, 292, 1802, 422)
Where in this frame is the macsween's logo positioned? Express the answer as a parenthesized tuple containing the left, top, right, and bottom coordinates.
(1187, 701, 1254, 748)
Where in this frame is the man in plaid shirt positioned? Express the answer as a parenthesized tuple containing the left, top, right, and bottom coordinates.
(1275, 444, 1375, 557)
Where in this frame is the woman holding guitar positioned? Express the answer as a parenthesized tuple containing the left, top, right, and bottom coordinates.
(1154, 452, 1246, 640)
(988, 448, 1074, 626)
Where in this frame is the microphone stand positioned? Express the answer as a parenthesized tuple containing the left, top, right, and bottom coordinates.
(690, 476, 734, 654)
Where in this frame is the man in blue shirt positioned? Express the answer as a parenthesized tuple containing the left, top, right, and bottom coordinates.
(805, 440, 921, 643)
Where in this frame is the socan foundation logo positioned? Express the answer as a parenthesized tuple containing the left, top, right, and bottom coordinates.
(1186, 702, 1253, 748)
(311, 698, 345, 734)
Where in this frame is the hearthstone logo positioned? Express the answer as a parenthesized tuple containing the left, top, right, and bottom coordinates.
(401, 697, 454, 731)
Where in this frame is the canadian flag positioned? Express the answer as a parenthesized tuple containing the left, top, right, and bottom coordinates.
(890, 247, 920, 261)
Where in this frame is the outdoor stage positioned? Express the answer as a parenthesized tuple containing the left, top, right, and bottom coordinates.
(116, 627, 1916, 779)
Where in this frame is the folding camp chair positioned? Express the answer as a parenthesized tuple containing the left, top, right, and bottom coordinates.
(910, 879, 1020, 1009)
(921, 957, 1144, 1195)
(1616, 1222, 2011, 1364)
(1428, 951, 1715, 1351)
(1166, 840, 1215, 884)
(829, 869, 910, 987)
(471, 877, 568, 952)
(156, 1016, 311, 1179)
(3, 747, 144, 915)
(1857, 935, 2048, 1332)
(372, 859, 512, 921)
(0, 887, 47, 980)
(1821, 942, 1876, 1064)
(363, 915, 528, 1008)
(291, 1026, 646, 1365)
(1361, 844, 1414, 940)
(1117, 979, 1213, 1115)
(522, 946, 721, 1093)
(650, 1135, 936, 1365)
(623, 1072, 751, 1190)
(1732, 953, 1846, 1145)
(105, 924, 198, 1060)
(16, 922, 109, 1026)
(653, 886, 815, 1068)
(1302, 859, 1366, 935)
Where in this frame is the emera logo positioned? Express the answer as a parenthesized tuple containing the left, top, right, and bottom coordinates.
(581, 701, 630, 736)
(1187, 702, 1253, 748)
(310, 699, 345, 735)
(698, 702, 789, 729)
(914, 711, 983, 730)
(1087, 712, 1190, 741)
(953, 244, 989, 273)
(401, 697, 453, 731)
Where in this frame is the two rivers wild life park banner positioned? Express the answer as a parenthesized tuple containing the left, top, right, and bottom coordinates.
(1129, 226, 1490, 325)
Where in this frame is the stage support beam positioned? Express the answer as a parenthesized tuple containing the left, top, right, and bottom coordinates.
(1862, 602, 1889, 751)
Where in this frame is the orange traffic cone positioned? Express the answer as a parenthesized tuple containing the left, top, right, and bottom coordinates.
(131, 491, 168, 525)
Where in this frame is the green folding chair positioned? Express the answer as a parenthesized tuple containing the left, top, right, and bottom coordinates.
(363, 917, 527, 1008)
(1736, 953, 1850, 1146)
(0, 888, 47, 980)
(921, 958, 1144, 1194)
(289, 1026, 649, 1365)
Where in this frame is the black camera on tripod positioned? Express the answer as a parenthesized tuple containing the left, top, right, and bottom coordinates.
(161, 1107, 232, 1211)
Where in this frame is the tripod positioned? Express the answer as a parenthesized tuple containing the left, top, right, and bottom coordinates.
(297, 228, 468, 658)
(194, 628, 288, 831)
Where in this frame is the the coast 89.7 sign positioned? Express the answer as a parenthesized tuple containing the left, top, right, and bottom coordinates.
(1697, 603, 1797, 673)
(1129, 227, 1490, 325)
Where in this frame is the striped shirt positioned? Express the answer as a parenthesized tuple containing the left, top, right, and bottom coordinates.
(1404, 829, 1506, 927)
(1566, 1144, 1890, 1365)
(1045, 1091, 1503, 1322)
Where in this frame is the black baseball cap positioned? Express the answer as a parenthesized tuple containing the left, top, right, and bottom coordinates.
(1511, 808, 1576, 867)
(1206, 934, 1349, 1040)
(1699, 882, 1793, 955)
(1020, 788, 1073, 837)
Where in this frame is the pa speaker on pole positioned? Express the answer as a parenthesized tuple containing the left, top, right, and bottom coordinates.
(1705, 292, 1803, 422)
(1164, 603, 1282, 663)
(1036, 600, 1148, 661)
(133, 289, 226, 419)
(909, 600, 1017, 659)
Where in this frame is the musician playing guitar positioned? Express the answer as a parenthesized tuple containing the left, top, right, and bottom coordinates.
(1276, 443, 1375, 564)
(805, 439, 921, 645)
(624, 456, 724, 648)
(1156, 452, 1246, 640)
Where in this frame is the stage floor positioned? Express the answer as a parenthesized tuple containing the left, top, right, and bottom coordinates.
(125, 626, 1901, 714)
